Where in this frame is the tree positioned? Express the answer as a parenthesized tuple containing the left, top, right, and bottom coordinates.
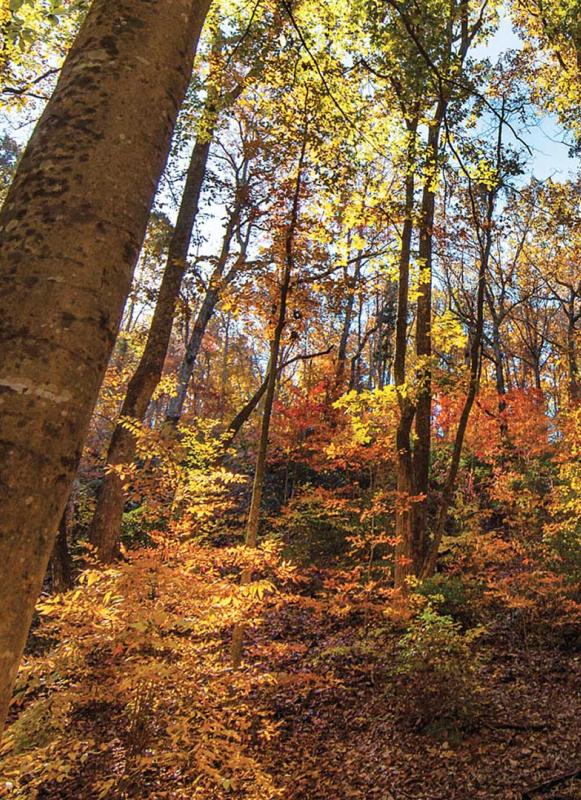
(0, 0, 211, 734)
(165, 168, 255, 426)
(364, 0, 492, 585)
(87, 9, 283, 560)
(423, 102, 508, 576)
(230, 101, 309, 667)
(512, 0, 581, 140)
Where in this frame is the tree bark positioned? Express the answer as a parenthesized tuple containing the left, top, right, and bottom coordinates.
(166, 286, 221, 424)
(335, 256, 361, 389)
(412, 108, 443, 572)
(50, 505, 73, 593)
(421, 96, 506, 576)
(231, 128, 307, 668)
(392, 2, 480, 584)
(393, 121, 418, 589)
(422, 187, 494, 577)
(87, 33, 261, 561)
(88, 28, 268, 561)
(567, 296, 580, 403)
(165, 198, 245, 425)
(0, 0, 210, 734)
(89, 110, 214, 561)
(487, 305, 511, 444)
(219, 311, 232, 418)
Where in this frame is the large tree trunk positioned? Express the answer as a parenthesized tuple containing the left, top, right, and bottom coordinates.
(0, 0, 210, 734)
(89, 27, 265, 561)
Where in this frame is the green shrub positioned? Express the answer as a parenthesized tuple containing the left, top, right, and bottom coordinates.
(391, 605, 484, 731)
(415, 574, 485, 625)
(121, 505, 158, 549)
(274, 487, 355, 565)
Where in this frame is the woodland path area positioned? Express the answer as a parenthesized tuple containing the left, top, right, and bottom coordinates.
(257, 591, 581, 800)
(5, 552, 579, 800)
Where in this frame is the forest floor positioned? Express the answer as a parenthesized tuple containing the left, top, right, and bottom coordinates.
(245, 570, 581, 800)
(4, 556, 581, 800)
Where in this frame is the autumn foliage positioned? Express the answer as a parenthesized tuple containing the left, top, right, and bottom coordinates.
(1, 0, 581, 798)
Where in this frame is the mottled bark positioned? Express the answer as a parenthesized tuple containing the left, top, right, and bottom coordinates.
(0, 0, 210, 733)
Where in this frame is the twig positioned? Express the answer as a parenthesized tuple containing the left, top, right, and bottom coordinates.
(481, 720, 549, 732)
(1, 67, 59, 99)
(522, 765, 581, 798)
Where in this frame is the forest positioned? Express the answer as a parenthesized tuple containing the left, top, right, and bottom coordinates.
(0, 0, 580, 797)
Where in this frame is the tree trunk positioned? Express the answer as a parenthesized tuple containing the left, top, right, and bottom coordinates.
(230, 292, 291, 669)
(335, 256, 360, 390)
(166, 197, 245, 425)
(89, 126, 213, 560)
(231, 129, 307, 667)
(393, 121, 418, 589)
(412, 111, 443, 572)
(567, 298, 580, 404)
(166, 287, 221, 424)
(421, 98, 507, 576)
(225, 378, 269, 449)
(0, 0, 210, 734)
(219, 311, 231, 419)
(422, 179, 496, 578)
(349, 294, 364, 390)
(50, 505, 73, 593)
(489, 309, 510, 443)
(88, 28, 265, 560)
(88, 50, 233, 561)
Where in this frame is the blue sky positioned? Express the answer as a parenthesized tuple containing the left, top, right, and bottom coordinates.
(1, 13, 577, 187)
(477, 19, 578, 181)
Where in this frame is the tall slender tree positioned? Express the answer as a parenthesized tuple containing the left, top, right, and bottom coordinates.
(231, 113, 308, 667)
(88, 16, 278, 560)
